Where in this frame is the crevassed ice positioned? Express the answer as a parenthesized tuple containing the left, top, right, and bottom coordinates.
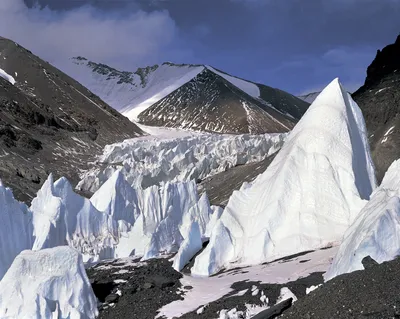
(192, 78, 377, 276)
(0, 170, 216, 278)
(77, 133, 286, 194)
(325, 159, 400, 281)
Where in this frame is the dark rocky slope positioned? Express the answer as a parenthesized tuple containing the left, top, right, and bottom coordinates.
(282, 256, 400, 319)
(198, 153, 277, 206)
(0, 37, 144, 201)
(138, 67, 308, 134)
(353, 34, 400, 182)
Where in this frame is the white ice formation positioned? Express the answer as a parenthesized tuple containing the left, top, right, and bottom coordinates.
(0, 180, 33, 280)
(0, 170, 215, 274)
(192, 78, 376, 276)
(325, 159, 400, 280)
(0, 247, 98, 319)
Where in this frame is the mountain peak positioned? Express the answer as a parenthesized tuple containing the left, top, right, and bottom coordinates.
(67, 56, 309, 133)
(363, 34, 400, 88)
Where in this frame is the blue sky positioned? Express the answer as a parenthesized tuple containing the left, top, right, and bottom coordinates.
(1, 0, 400, 95)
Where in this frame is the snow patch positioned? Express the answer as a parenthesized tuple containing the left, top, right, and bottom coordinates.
(306, 284, 322, 294)
(277, 287, 297, 303)
(157, 247, 337, 318)
(0, 68, 16, 85)
(384, 126, 395, 137)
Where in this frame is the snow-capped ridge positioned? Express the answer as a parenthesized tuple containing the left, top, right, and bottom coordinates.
(192, 78, 376, 276)
(68, 57, 204, 121)
(206, 65, 260, 98)
(67, 57, 308, 134)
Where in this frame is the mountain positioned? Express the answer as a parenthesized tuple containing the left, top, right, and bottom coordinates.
(68, 58, 310, 134)
(192, 78, 376, 276)
(298, 91, 320, 104)
(352, 34, 400, 182)
(0, 37, 144, 201)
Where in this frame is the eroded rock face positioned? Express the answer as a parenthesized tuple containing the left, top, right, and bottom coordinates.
(353, 34, 400, 182)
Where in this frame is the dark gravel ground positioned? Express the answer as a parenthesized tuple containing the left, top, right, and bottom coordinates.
(87, 257, 183, 319)
(87, 250, 326, 319)
(179, 272, 323, 319)
(282, 256, 400, 319)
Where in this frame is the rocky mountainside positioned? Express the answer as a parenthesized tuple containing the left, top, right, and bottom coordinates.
(0, 37, 144, 201)
(353, 34, 400, 182)
(68, 58, 309, 134)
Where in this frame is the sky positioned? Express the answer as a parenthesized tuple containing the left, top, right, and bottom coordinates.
(1, 0, 400, 95)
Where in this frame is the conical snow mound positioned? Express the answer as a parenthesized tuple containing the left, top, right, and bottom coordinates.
(192, 78, 377, 276)
(0, 247, 98, 319)
(325, 159, 400, 281)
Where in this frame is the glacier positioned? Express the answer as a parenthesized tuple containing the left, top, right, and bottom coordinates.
(77, 132, 286, 194)
(191, 78, 377, 276)
(325, 159, 400, 281)
(0, 246, 98, 319)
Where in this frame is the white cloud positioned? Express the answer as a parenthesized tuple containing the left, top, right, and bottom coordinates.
(0, 0, 186, 71)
